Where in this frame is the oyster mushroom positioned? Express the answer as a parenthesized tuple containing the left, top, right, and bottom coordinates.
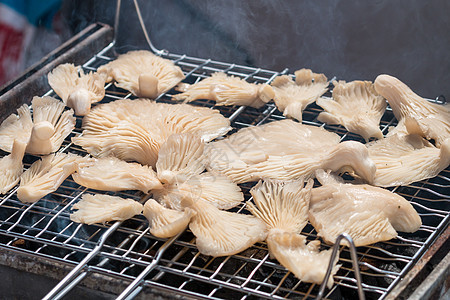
(271, 69, 328, 121)
(156, 133, 206, 185)
(72, 99, 230, 166)
(173, 72, 274, 108)
(267, 232, 340, 289)
(186, 198, 267, 257)
(154, 172, 244, 211)
(153, 133, 243, 210)
(70, 193, 143, 225)
(48, 63, 106, 116)
(247, 179, 313, 233)
(309, 170, 422, 247)
(143, 199, 195, 238)
(367, 134, 450, 187)
(72, 156, 162, 193)
(17, 152, 87, 203)
(0, 140, 27, 194)
(317, 80, 386, 141)
(0, 96, 75, 155)
(374, 74, 450, 147)
(206, 119, 376, 184)
(97, 50, 185, 98)
(248, 179, 339, 288)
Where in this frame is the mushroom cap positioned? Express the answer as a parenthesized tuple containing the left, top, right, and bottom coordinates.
(271, 69, 328, 121)
(48, 63, 105, 116)
(267, 231, 340, 289)
(173, 72, 273, 108)
(97, 50, 185, 98)
(0, 104, 33, 152)
(72, 156, 162, 193)
(143, 199, 195, 238)
(17, 153, 87, 203)
(156, 133, 206, 184)
(309, 170, 421, 247)
(367, 134, 450, 187)
(27, 96, 75, 155)
(188, 200, 267, 257)
(248, 179, 313, 233)
(317, 80, 386, 142)
(70, 193, 143, 225)
(0, 139, 27, 194)
(206, 119, 375, 184)
(73, 99, 230, 166)
(153, 172, 243, 211)
(374, 74, 450, 147)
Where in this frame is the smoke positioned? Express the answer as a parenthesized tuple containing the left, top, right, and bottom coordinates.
(104, 0, 450, 98)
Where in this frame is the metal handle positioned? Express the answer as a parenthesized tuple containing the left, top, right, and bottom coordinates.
(114, 0, 167, 56)
(317, 233, 365, 300)
(116, 231, 184, 300)
(43, 221, 122, 300)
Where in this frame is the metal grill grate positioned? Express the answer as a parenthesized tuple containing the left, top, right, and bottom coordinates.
(0, 42, 449, 300)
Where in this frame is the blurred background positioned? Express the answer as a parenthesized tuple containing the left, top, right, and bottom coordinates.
(1, 0, 449, 99)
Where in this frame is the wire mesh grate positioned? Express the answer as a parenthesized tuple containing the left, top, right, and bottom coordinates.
(0, 42, 448, 299)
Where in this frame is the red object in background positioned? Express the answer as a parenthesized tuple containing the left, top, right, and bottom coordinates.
(0, 22, 25, 84)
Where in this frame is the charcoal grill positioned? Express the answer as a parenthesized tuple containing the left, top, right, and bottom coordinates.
(0, 1, 448, 299)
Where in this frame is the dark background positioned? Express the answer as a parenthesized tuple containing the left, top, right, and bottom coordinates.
(56, 0, 450, 99)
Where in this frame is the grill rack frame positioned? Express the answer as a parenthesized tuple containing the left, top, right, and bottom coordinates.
(0, 40, 448, 300)
(0, 1, 448, 298)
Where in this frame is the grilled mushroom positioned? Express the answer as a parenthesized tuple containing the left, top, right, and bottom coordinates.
(73, 99, 230, 166)
(72, 156, 162, 193)
(206, 119, 376, 184)
(97, 50, 185, 98)
(309, 170, 422, 247)
(70, 194, 143, 225)
(48, 63, 105, 116)
(186, 199, 267, 257)
(271, 69, 328, 121)
(267, 232, 340, 289)
(173, 72, 274, 108)
(0, 140, 27, 194)
(317, 80, 386, 141)
(367, 134, 450, 187)
(17, 153, 86, 203)
(248, 179, 339, 288)
(143, 199, 195, 238)
(374, 74, 450, 147)
(0, 96, 75, 155)
(153, 133, 243, 210)
(247, 179, 312, 233)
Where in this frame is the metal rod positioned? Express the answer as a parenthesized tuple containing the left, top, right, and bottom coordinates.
(42, 221, 122, 300)
(116, 231, 183, 300)
(114, 0, 121, 46)
(317, 233, 365, 300)
(133, 0, 166, 55)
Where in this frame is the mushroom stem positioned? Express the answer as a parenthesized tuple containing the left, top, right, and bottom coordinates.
(10, 140, 27, 161)
(27, 121, 55, 155)
(138, 73, 159, 98)
(321, 141, 376, 184)
(258, 84, 275, 103)
(67, 89, 92, 116)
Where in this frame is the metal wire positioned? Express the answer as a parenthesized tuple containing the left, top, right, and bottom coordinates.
(0, 40, 448, 300)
